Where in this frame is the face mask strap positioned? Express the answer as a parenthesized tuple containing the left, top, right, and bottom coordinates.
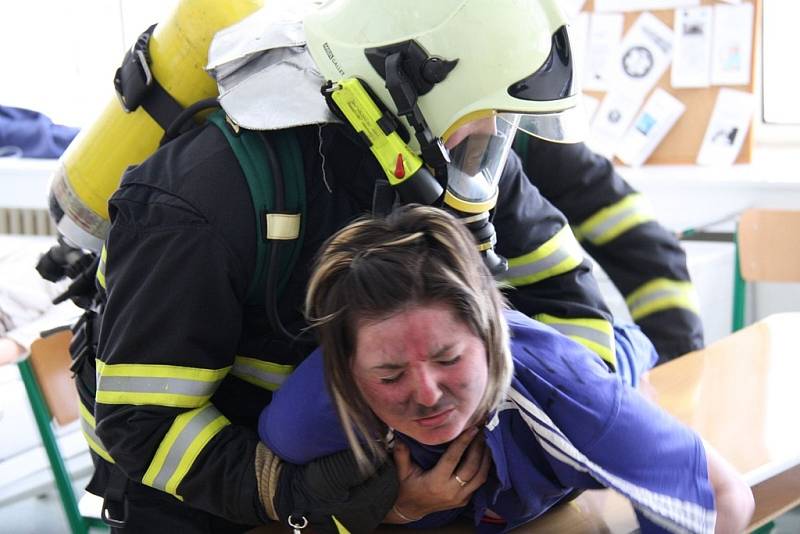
(364, 40, 458, 175)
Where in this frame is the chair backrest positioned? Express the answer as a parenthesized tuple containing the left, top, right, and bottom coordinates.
(20, 329, 101, 533)
(738, 209, 800, 283)
(732, 208, 800, 331)
(28, 329, 77, 426)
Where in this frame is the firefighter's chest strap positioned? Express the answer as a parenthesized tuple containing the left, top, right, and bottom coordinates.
(207, 111, 306, 306)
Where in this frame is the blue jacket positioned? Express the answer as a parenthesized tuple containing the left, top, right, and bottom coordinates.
(0, 105, 78, 158)
(260, 311, 715, 533)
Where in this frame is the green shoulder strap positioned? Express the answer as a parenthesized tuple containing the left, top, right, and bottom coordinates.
(513, 131, 530, 170)
(207, 110, 306, 306)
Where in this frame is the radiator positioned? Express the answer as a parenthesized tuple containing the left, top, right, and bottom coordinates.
(0, 207, 57, 236)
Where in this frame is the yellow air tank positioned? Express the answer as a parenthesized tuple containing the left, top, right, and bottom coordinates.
(49, 0, 264, 252)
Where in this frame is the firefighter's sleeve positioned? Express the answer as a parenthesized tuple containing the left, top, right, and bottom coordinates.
(516, 136, 704, 361)
(93, 184, 268, 525)
(494, 151, 617, 369)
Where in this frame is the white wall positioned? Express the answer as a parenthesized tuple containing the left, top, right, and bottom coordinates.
(0, 0, 176, 126)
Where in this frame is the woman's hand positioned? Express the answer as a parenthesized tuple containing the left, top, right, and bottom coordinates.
(0, 338, 25, 365)
(384, 426, 492, 524)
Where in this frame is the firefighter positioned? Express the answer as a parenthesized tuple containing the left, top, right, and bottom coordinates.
(71, 0, 634, 532)
(514, 136, 704, 362)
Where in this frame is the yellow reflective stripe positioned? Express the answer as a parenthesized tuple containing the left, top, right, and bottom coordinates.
(625, 278, 700, 321)
(142, 404, 230, 499)
(96, 360, 231, 408)
(231, 356, 294, 392)
(96, 245, 107, 289)
(502, 227, 584, 287)
(78, 401, 115, 464)
(266, 213, 301, 240)
(332, 516, 352, 534)
(575, 194, 655, 246)
(96, 361, 230, 381)
(534, 313, 617, 369)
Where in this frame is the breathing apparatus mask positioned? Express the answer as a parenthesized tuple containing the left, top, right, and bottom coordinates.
(321, 77, 521, 274)
(305, 0, 584, 275)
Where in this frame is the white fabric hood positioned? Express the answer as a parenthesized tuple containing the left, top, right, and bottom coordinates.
(206, 3, 339, 131)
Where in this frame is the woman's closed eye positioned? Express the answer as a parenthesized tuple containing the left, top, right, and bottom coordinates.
(380, 372, 404, 384)
(377, 355, 460, 383)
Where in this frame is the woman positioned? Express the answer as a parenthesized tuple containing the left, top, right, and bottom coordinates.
(260, 205, 753, 533)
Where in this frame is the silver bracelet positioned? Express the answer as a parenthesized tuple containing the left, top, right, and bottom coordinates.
(392, 504, 422, 523)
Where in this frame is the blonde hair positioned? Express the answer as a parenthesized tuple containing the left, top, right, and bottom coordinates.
(305, 205, 512, 469)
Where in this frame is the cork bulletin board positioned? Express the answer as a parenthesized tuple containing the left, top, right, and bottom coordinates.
(582, 0, 761, 164)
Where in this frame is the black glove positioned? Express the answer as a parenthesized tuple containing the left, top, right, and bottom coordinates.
(274, 449, 398, 534)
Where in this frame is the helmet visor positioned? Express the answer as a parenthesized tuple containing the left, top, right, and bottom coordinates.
(516, 103, 588, 144)
(443, 113, 519, 209)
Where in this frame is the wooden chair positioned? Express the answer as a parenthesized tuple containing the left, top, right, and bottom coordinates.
(17, 328, 106, 533)
(732, 209, 800, 331)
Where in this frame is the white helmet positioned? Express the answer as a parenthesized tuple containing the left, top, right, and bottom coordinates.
(303, 0, 583, 149)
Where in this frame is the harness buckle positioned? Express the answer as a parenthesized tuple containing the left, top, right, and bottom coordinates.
(101, 495, 129, 528)
(113, 25, 156, 113)
(101, 464, 130, 528)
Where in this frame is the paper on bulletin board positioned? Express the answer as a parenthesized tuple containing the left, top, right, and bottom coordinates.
(616, 88, 685, 166)
(588, 89, 645, 158)
(711, 2, 754, 86)
(581, 0, 759, 164)
(582, 13, 624, 91)
(594, 0, 699, 12)
(671, 5, 713, 88)
(605, 12, 674, 98)
(696, 88, 754, 165)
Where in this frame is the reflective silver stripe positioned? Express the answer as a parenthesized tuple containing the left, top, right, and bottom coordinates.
(503, 227, 585, 287)
(534, 313, 616, 367)
(629, 288, 679, 313)
(95, 361, 230, 407)
(79, 414, 115, 461)
(78, 401, 115, 463)
(148, 405, 222, 493)
(626, 278, 699, 321)
(231, 356, 294, 392)
(504, 246, 572, 282)
(80, 414, 100, 443)
(575, 194, 654, 246)
(580, 203, 640, 243)
(97, 376, 218, 398)
(231, 365, 289, 390)
(546, 323, 611, 348)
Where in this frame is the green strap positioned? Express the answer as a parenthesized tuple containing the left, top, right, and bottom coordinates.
(207, 111, 305, 305)
(513, 132, 530, 170)
(271, 125, 307, 292)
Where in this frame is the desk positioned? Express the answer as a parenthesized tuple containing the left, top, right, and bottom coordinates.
(253, 313, 800, 533)
(648, 312, 800, 531)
